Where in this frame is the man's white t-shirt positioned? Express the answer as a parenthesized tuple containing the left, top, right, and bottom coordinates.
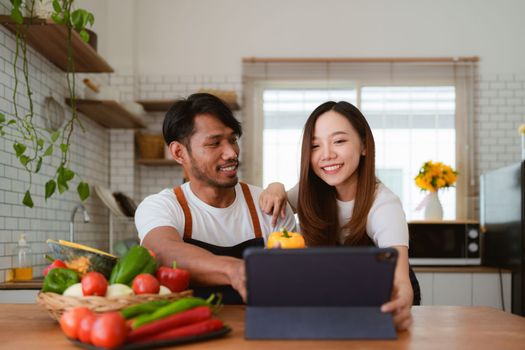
(288, 183, 408, 247)
(135, 182, 297, 246)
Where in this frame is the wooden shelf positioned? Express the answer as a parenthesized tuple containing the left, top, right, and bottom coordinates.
(66, 99, 145, 129)
(136, 159, 179, 166)
(0, 16, 113, 73)
(137, 99, 240, 112)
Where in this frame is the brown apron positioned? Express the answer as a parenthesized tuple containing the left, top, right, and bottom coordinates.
(173, 182, 264, 304)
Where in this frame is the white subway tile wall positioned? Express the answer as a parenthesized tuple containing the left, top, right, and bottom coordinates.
(475, 74, 525, 174)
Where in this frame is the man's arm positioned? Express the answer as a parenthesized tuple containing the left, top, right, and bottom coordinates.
(142, 226, 246, 300)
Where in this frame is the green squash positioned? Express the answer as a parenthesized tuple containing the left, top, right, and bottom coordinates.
(46, 239, 118, 279)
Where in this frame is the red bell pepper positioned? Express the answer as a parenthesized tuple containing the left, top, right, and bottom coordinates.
(43, 259, 67, 276)
(156, 262, 189, 293)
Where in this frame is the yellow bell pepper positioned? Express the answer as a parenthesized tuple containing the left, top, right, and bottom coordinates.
(267, 228, 306, 249)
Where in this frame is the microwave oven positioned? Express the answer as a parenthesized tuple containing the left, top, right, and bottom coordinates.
(408, 221, 481, 266)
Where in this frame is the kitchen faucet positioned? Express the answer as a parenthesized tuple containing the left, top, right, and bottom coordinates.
(69, 204, 90, 242)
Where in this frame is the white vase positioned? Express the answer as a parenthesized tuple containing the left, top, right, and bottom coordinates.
(424, 191, 443, 220)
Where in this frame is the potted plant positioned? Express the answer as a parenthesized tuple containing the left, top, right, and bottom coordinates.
(0, 0, 94, 207)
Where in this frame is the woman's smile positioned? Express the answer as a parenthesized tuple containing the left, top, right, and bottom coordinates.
(321, 163, 343, 174)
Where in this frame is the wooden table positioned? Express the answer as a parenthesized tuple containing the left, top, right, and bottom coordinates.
(1, 304, 524, 349)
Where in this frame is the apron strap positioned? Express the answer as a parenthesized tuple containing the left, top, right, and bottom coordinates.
(240, 182, 263, 239)
(173, 186, 193, 239)
(174, 183, 263, 240)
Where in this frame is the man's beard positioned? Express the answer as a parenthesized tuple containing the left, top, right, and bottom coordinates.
(189, 157, 240, 189)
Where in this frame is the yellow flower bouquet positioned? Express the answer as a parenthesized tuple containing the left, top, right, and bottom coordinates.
(415, 161, 457, 192)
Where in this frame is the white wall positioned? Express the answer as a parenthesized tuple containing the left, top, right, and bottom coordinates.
(87, 0, 525, 77)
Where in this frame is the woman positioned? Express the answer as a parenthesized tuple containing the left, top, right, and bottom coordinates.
(260, 101, 419, 331)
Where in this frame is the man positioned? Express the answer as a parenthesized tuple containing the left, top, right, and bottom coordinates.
(135, 93, 296, 304)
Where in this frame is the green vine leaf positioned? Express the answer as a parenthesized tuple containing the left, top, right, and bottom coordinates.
(71, 9, 83, 29)
(51, 13, 64, 25)
(57, 180, 68, 194)
(37, 138, 44, 149)
(79, 29, 89, 43)
(51, 130, 60, 142)
(0, 127, 4, 136)
(45, 180, 56, 200)
(13, 142, 26, 157)
(60, 143, 69, 153)
(11, 7, 23, 24)
(52, 0, 61, 13)
(77, 182, 90, 201)
(57, 167, 75, 186)
(19, 155, 29, 166)
(43, 145, 53, 157)
(35, 157, 43, 173)
(0, 113, 5, 123)
(11, 0, 23, 8)
(7, 119, 16, 125)
(23, 190, 34, 208)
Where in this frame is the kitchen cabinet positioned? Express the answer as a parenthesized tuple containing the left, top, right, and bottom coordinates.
(66, 99, 145, 129)
(0, 289, 39, 303)
(414, 267, 511, 311)
(0, 279, 41, 304)
(0, 16, 113, 73)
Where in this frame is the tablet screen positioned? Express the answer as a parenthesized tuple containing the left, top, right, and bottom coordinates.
(245, 247, 397, 307)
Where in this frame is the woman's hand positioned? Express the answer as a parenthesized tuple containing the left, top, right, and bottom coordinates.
(259, 182, 288, 227)
(381, 278, 413, 331)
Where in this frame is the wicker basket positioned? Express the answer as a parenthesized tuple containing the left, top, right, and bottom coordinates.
(136, 133, 165, 159)
(37, 290, 193, 321)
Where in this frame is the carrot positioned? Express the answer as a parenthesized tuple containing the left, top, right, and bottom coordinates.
(127, 306, 212, 343)
(131, 319, 224, 344)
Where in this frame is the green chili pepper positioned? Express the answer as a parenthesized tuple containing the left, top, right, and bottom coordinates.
(132, 295, 218, 329)
(42, 267, 79, 294)
(109, 246, 157, 285)
(121, 300, 171, 319)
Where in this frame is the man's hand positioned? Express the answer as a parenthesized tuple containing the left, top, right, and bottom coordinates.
(259, 182, 287, 227)
(381, 279, 413, 331)
(224, 258, 246, 302)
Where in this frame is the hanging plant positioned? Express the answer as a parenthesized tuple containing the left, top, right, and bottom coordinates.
(0, 0, 94, 207)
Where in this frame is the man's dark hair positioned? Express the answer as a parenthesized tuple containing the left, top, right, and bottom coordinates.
(162, 93, 242, 148)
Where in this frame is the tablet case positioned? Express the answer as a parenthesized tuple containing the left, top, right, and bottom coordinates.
(244, 247, 398, 340)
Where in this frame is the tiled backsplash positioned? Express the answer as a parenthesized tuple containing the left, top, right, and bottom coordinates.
(475, 74, 525, 173)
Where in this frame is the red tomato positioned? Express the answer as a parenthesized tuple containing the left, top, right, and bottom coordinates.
(90, 312, 127, 349)
(132, 273, 160, 294)
(82, 272, 108, 296)
(43, 259, 67, 276)
(78, 313, 98, 344)
(59, 307, 93, 339)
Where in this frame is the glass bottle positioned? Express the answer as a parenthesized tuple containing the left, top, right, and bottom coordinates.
(14, 234, 32, 281)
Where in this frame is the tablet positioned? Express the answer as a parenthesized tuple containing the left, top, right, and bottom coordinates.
(244, 247, 398, 339)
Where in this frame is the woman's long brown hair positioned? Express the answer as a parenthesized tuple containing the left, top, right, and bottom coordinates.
(297, 101, 377, 246)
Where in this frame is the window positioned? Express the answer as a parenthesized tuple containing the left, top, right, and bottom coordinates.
(260, 85, 456, 220)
